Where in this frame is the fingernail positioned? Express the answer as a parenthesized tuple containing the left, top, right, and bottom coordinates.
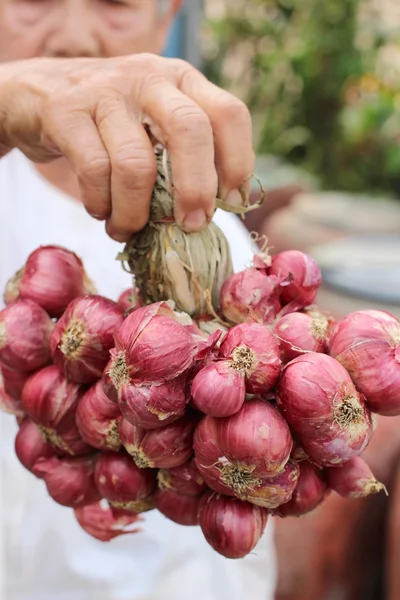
(182, 209, 208, 233)
(224, 190, 243, 207)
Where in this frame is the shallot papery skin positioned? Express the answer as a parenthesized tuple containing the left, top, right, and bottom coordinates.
(21, 365, 91, 456)
(75, 380, 121, 451)
(328, 310, 400, 416)
(33, 454, 100, 508)
(15, 418, 55, 473)
(198, 493, 268, 559)
(94, 452, 155, 513)
(245, 461, 300, 509)
(4, 245, 96, 317)
(274, 461, 328, 517)
(157, 458, 207, 497)
(112, 302, 195, 388)
(220, 268, 281, 325)
(290, 440, 309, 463)
(117, 287, 143, 313)
(119, 414, 197, 469)
(0, 367, 24, 416)
(273, 310, 330, 363)
(269, 250, 322, 313)
(50, 295, 124, 385)
(0, 299, 53, 372)
(74, 501, 142, 541)
(118, 378, 187, 430)
(155, 488, 201, 526)
(219, 323, 281, 394)
(277, 353, 373, 467)
(191, 360, 246, 418)
(193, 400, 293, 501)
(326, 456, 385, 499)
(102, 357, 119, 404)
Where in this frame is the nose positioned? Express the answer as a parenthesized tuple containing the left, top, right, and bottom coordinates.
(44, 0, 102, 58)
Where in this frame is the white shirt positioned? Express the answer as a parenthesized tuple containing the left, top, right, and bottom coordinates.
(0, 150, 277, 600)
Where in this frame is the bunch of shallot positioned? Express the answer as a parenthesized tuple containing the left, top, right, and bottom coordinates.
(1, 240, 398, 562)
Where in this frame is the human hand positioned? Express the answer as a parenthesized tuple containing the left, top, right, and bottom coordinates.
(0, 55, 254, 241)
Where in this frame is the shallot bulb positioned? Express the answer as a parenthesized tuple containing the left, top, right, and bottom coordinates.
(0, 364, 30, 400)
(50, 295, 124, 384)
(15, 418, 55, 473)
(155, 489, 201, 526)
(21, 365, 91, 456)
(111, 302, 195, 390)
(191, 360, 246, 418)
(74, 501, 142, 541)
(219, 323, 281, 394)
(157, 458, 206, 497)
(220, 268, 281, 325)
(118, 378, 187, 430)
(193, 400, 293, 501)
(94, 452, 155, 513)
(117, 287, 142, 313)
(329, 310, 400, 416)
(75, 381, 121, 451)
(244, 461, 300, 509)
(198, 493, 268, 559)
(326, 456, 385, 499)
(278, 353, 373, 466)
(269, 250, 322, 313)
(0, 300, 52, 372)
(33, 454, 100, 508)
(273, 310, 330, 363)
(119, 414, 196, 469)
(4, 245, 96, 317)
(274, 462, 328, 517)
(0, 367, 24, 416)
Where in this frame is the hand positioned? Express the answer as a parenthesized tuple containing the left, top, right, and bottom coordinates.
(0, 55, 254, 241)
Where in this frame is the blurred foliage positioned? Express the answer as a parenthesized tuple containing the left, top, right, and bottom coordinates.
(203, 0, 400, 197)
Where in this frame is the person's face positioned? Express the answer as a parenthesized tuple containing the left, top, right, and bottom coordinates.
(0, 0, 181, 60)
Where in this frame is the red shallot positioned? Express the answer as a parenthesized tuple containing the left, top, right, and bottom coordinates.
(117, 287, 142, 313)
(157, 458, 206, 497)
(50, 295, 124, 384)
(33, 454, 100, 508)
(118, 378, 187, 430)
(269, 250, 322, 313)
(326, 456, 386, 498)
(275, 461, 328, 517)
(154, 488, 201, 526)
(4, 245, 95, 317)
(278, 353, 373, 466)
(329, 310, 400, 416)
(273, 310, 330, 363)
(74, 501, 142, 541)
(94, 452, 155, 513)
(111, 302, 195, 389)
(0, 367, 24, 416)
(220, 268, 281, 325)
(193, 400, 293, 500)
(75, 380, 121, 451)
(1, 364, 30, 400)
(191, 360, 246, 417)
(15, 418, 55, 473)
(0, 299, 52, 372)
(219, 322, 281, 394)
(119, 414, 196, 469)
(21, 365, 91, 455)
(198, 493, 268, 559)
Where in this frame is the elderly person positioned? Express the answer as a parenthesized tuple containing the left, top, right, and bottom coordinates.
(0, 1, 276, 599)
